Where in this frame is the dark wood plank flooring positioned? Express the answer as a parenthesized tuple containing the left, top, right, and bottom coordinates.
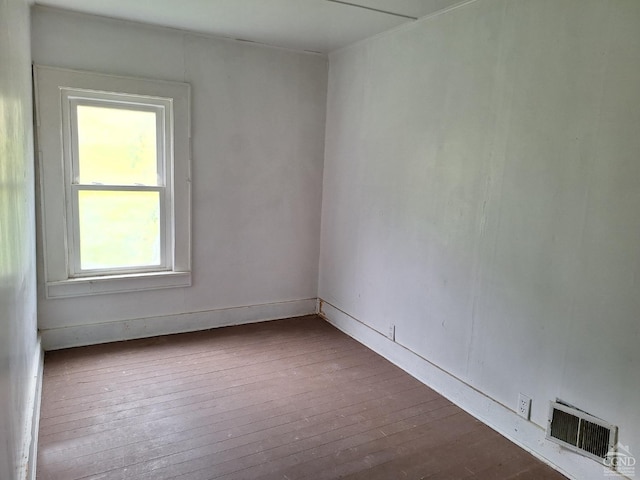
(37, 315, 566, 480)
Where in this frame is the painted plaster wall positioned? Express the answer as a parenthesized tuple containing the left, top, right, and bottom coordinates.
(0, 0, 39, 478)
(320, 0, 640, 464)
(31, 7, 327, 347)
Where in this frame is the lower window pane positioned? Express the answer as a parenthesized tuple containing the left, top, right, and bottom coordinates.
(78, 190, 161, 271)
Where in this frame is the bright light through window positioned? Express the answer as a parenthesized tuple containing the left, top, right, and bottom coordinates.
(76, 106, 159, 185)
(78, 190, 161, 270)
(74, 104, 164, 272)
(69, 100, 167, 275)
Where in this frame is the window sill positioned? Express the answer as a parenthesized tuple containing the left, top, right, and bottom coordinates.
(45, 271, 192, 299)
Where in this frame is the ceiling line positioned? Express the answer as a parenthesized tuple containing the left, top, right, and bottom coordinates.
(325, 0, 418, 20)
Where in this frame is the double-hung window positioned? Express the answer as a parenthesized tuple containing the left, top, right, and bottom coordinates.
(35, 66, 191, 298)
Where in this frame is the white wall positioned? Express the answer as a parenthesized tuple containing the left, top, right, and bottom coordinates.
(320, 0, 640, 477)
(32, 7, 327, 349)
(0, 0, 40, 478)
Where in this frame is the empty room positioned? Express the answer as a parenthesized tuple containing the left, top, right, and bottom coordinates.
(1, 0, 639, 479)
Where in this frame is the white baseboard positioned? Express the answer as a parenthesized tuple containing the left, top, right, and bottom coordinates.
(319, 299, 627, 480)
(21, 336, 43, 480)
(41, 298, 317, 350)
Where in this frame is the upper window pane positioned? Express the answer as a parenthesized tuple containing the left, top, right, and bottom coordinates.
(76, 105, 159, 186)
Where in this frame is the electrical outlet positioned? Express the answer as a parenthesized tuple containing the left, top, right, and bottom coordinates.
(518, 393, 531, 420)
(388, 324, 395, 341)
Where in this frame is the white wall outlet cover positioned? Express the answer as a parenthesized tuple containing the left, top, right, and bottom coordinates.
(518, 393, 531, 419)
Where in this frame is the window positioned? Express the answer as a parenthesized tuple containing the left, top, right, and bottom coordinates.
(35, 66, 191, 298)
(66, 92, 169, 276)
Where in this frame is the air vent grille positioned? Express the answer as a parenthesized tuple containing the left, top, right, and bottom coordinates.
(550, 408, 579, 445)
(546, 401, 617, 462)
(580, 420, 612, 458)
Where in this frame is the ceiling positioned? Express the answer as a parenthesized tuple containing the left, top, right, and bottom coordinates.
(33, 0, 468, 53)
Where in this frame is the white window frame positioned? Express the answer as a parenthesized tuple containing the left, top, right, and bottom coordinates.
(64, 92, 171, 277)
(35, 66, 191, 298)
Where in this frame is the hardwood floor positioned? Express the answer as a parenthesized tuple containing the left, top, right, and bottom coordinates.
(37, 315, 566, 480)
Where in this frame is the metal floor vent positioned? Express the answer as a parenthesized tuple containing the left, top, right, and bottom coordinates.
(546, 401, 617, 461)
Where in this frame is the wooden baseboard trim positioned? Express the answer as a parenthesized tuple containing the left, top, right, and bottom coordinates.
(41, 298, 317, 350)
(21, 336, 43, 480)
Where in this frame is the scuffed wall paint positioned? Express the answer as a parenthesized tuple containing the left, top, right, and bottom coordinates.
(0, 0, 39, 478)
(320, 0, 640, 470)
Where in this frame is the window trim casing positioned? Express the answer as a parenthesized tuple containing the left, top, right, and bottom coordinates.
(35, 65, 191, 298)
